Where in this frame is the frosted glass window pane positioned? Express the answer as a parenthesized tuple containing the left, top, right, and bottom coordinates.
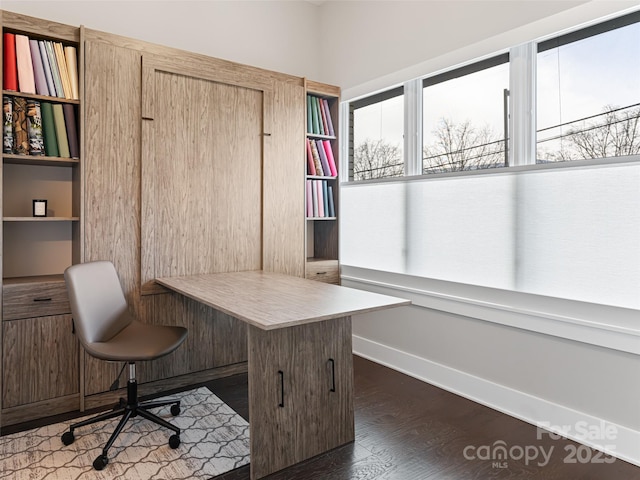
(340, 183, 406, 273)
(406, 176, 515, 289)
(341, 162, 640, 310)
(517, 164, 640, 308)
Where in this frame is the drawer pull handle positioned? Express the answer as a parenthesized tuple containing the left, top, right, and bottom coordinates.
(316, 271, 327, 275)
(328, 358, 336, 392)
(278, 370, 285, 408)
(33, 297, 52, 302)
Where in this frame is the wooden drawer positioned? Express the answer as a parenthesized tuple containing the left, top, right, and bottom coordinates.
(3, 276, 71, 321)
(305, 260, 339, 284)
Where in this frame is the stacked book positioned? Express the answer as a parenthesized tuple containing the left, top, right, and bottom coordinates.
(306, 94, 335, 137)
(3, 96, 79, 158)
(3, 32, 79, 100)
(306, 138, 337, 177)
(306, 179, 336, 219)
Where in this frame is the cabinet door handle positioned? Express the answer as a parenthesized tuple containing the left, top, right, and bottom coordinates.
(278, 370, 284, 407)
(328, 358, 336, 392)
(33, 297, 52, 302)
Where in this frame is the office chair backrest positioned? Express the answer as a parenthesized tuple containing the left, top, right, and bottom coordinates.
(64, 261, 133, 345)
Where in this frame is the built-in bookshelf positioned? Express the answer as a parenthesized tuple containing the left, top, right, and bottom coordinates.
(2, 12, 81, 280)
(305, 80, 340, 284)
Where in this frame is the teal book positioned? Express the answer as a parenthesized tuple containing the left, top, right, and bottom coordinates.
(306, 95, 313, 134)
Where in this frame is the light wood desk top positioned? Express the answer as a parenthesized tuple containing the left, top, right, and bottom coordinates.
(156, 270, 410, 330)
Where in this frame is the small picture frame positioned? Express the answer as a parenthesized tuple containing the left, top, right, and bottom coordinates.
(32, 199, 47, 217)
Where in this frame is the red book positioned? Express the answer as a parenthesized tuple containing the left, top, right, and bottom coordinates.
(3, 33, 18, 91)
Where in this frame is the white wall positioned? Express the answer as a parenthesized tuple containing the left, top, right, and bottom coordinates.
(320, 0, 640, 99)
(3, 0, 323, 80)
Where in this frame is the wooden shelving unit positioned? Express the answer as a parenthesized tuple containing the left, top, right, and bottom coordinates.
(1, 9, 82, 426)
(304, 80, 340, 284)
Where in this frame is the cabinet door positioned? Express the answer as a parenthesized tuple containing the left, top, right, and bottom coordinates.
(247, 317, 354, 479)
(2, 314, 79, 408)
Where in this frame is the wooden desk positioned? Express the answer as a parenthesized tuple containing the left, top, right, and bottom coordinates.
(156, 271, 410, 479)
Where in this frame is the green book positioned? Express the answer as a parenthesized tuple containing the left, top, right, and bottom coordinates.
(52, 103, 70, 157)
(310, 95, 320, 135)
(306, 95, 313, 134)
(40, 101, 59, 157)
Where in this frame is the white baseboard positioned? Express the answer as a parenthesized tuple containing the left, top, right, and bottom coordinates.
(353, 334, 640, 468)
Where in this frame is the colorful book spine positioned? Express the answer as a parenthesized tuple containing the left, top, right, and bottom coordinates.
(62, 104, 79, 158)
(310, 95, 320, 135)
(15, 34, 36, 94)
(306, 180, 313, 217)
(316, 97, 325, 136)
(3, 33, 18, 91)
(315, 139, 331, 177)
(64, 45, 79, 100)
(12, 97, 29, 155)
(52, 103, 70, 157)
(306, 138, 316, 175)
(3, 96, 13, 153)
(29, 39, 49, 96)
(40, 101, 59, 157)
(322, 98, 335, 137)
(309, 138, 324, 176)
(322, 140, 337, 176)
(311, 180, 319, 217)
(316, 180, 324, 217)
(26, 99, 45, 156)
(38, 40, 57, 97)
(306, 95, 313, 134)
(53, 42, 72, 99)
(327, 185, 335, 217)
(322, 180, 329, 218)
(45, 41, 65, 98)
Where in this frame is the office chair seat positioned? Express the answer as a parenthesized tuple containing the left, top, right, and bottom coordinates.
(61, 260, 188, 471)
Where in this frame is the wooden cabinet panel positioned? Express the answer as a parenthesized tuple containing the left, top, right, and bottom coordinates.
(141, 57, 264, 289)
(263, 81, 305, 277)
(83, 39, 142, 312)
(247, 317, 354, 479)
(2, 314, 79, 408)
(3, 276, 70, 320)
(305, 259, 339, 284)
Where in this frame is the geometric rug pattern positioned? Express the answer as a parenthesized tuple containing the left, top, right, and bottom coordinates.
(0, 387, 250, 479)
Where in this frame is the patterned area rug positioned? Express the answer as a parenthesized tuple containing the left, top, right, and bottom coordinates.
(0, 387, 250, 479)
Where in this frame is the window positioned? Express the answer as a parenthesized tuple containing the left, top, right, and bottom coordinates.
(422, 54, 510, 173)
(537, 12, 640, 162)
(349, 87, 404, 181)
(341, 10, 640, 311)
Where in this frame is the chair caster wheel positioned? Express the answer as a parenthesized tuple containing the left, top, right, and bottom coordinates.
(170, 404, 180, 416)
(61, 431, 75, 446)
(93, 454, 108, 471)
(169, 434, 180, 449)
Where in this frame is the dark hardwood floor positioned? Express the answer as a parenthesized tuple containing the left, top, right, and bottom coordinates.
(207, 355, 640, 480)
(2, 355, 638, 479)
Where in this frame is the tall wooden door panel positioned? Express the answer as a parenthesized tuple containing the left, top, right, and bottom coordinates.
(84, 40, 142, 306)
(142, 58, 265, 290)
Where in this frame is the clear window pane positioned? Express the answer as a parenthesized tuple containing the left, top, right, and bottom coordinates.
(351, 93, 404, 181)
(537, 21, 640, 162)
(423, 60, 509, 174)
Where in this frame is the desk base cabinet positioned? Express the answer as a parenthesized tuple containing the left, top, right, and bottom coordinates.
(248, 317, 354, 480)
